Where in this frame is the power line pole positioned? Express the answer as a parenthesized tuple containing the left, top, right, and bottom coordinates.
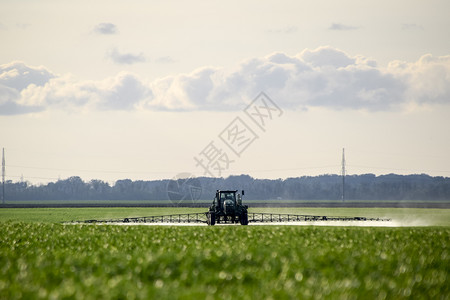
(341, 148, 346, 202)
(2, 148, 5, 204)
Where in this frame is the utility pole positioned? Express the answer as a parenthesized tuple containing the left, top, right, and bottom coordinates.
(2, 148, 5, 204)
(341, 148, 346, 202)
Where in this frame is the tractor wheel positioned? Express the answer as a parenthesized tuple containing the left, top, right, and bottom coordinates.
(240, 212, 248, 225)
(208, 212, 216, 226)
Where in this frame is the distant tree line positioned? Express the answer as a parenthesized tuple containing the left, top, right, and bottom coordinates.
(3, 173, 450, 201)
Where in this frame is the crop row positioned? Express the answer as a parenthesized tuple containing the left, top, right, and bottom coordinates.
(1, 223, 448, 299)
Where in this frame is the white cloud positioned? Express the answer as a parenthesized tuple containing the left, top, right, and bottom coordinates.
(95, 73, 153, 110)
(0, 62, 54, 114)
(329, 23, 359, 31)
(107, 48, 146, 65)
(389, 54, 450, 105)
(17, 72, 153, 112)
(1, 47, 449, 115)
(299, 47, 355, 68)
(93, 22, 118, 35)
(0, 61, 55, 91)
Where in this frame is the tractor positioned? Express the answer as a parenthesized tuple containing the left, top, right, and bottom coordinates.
(207, 190, 248, 225)
(76, 189, 391, 225)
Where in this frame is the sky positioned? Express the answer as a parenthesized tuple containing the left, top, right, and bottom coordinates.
(1, 0, 450, 184)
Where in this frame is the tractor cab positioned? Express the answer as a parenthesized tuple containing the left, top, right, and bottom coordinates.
(215, 190, 236, 211)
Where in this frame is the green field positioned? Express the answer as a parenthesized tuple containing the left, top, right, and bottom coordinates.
(1, 208, 449, 299)
(1, 207, 449, 226)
